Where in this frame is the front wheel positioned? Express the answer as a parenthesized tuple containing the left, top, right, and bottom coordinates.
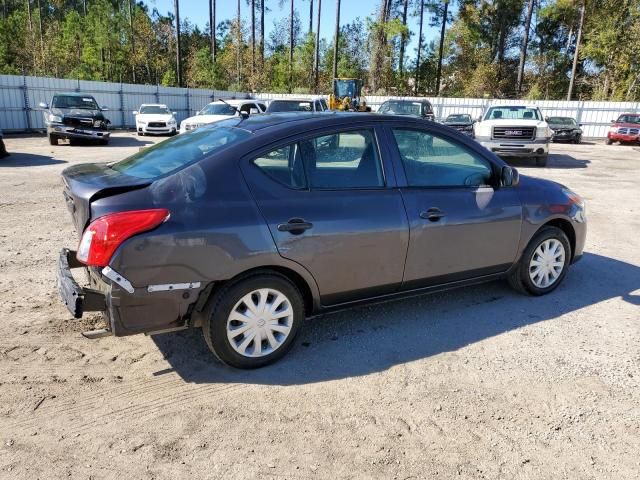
(605, 138, 614, 145)
(508, 226, 571, 296)
(48, 134, 58, 146)
(535, 154, 548, 167)
(202, 273, 304, 369)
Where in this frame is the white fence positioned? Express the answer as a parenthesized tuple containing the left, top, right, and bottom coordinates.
(2, 74, 639, 138)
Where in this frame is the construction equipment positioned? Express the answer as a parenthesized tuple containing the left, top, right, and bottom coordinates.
(328, 78, 371, 112)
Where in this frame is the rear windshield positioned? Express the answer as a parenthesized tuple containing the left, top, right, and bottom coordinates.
(267, 101, 313, 112)
(484, 106, 541, 121)
(111, 125, 251, 179)
(52, 95, 99, 110)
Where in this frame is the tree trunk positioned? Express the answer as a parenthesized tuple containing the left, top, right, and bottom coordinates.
(435, 0, 449, 95)
(210, 0, 216, 64)
(332, 0, 340, 80)
(236, 0, 241, 88)
(251, 0, 256, 79)
(567, 1, 585, 101)
(309, 0, 313, 34)
(289, 0, 294, 93)
(26, 0, 32, 32)
(415, 0, 424, 95)
(261, 0, 265, 68)
(315, 0, 321, 92)
(398, 0, 408, 79)
(516, 0, 534, 94)
(174, 0, 182, 87)
(129, 0, 136, 83)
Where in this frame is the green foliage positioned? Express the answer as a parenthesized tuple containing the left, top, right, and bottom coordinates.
(0, 0, 637, 100)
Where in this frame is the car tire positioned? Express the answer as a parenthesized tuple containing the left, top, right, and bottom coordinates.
(535, 154, 548, 167)
(507, 226, 571, 296)
(137, 131, 143, 136)
(202, 273, 304, 369)
(99, 139, 109, 145)
(48, 134, 58, 146)
(605, 138, 614, 145)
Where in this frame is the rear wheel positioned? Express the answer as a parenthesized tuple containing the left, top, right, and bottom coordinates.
(508, 226, 571, 296)
(535, 154, 548, 167)
(48, 134, 58, 146)
(202, 273, 304, 369)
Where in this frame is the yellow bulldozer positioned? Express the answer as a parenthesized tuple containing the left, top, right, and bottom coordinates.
(328, 78, 372, 112)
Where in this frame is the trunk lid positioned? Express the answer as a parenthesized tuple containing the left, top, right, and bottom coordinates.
(61, 163, 151, 234)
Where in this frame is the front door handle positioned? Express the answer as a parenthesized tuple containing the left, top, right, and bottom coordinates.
(420, 208, 446, 221)
(277, 218, 313, 234)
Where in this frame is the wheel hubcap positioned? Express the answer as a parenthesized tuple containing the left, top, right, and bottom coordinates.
(227, 288, 293, 358)
(529, 238, 566, 288)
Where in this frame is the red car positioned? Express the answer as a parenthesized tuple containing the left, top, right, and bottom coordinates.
(606, 113, 640, 145)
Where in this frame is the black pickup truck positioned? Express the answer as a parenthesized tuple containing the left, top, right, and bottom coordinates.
(39, 92, 111, 145)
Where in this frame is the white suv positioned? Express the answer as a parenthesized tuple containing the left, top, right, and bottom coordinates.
(474, 105, 552, 166)
(180, 99, 266, 134)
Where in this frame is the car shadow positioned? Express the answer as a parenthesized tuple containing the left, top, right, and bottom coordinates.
(150, 252, 638, 385)
(0, 152, 67, 167)
(508, 154, 590, 169)
(58, 135, 154, 148)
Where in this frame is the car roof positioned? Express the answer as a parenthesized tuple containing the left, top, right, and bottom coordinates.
(140, 103, 168, 108)
(269, 98, 314, 102)
(208, 99, 257, 106)
(53, 92, 95, 97)
(216, 111, 435, 134)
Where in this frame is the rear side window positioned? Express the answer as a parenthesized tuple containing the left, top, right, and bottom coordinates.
(253, 144, 307, 189)
(303, 130, 384, 189)
(112, 126, 250, 179)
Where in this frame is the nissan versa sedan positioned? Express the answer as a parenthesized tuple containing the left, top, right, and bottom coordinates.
(57, 113, 586, 369)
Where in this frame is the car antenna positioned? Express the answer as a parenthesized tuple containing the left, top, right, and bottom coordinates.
(218, 98, 248, 119)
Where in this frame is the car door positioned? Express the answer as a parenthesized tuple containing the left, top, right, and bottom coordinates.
(241, 126, 409, 305)
(387, 126, 522, 289)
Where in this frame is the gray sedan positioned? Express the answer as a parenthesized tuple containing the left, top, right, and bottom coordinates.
(57, 113, 586, 368)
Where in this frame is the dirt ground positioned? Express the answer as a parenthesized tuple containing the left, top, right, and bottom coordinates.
(0, 133, 638, 480)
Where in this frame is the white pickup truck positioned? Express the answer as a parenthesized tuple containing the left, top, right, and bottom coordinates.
(474, 105, 552, 166)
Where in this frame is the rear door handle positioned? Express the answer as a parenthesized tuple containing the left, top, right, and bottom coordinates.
(420, 208, 446, 221)
(277, 218, 313, 234)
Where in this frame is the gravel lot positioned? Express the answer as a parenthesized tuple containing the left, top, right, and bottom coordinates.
(0, 133, 638, 480)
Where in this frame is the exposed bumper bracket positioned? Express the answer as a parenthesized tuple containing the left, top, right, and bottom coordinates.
(57, 249, 107, 319)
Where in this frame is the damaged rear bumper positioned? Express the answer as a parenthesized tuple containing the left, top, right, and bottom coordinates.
(57, 248, 106, 318)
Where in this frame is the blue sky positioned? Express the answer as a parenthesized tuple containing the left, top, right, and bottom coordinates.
(148, 0, 443, 63)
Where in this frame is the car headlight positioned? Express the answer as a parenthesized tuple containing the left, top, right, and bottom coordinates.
(562, 187, 585, 212)
(168, 118, 176, 125)
(93, 120, 102, 128)
(137, 120, 146, 125)
(49, 114, 62, 123)
(609, 127, 618, 133)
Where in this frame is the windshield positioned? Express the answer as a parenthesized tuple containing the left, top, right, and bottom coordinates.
(547, 117, 576, 125)
(335, 80, 357, 98)
(446, 114, 472, 123)
(199, 103, 237, 116)
(111, 125, 251, 179)
(52, 95, 99, 110)
(616, 115, 640, 124)
(484, 106, 541, 121)
(379, 101, 422, 116)
(139, 105, 171, 115)
(267, 101, 313, 112)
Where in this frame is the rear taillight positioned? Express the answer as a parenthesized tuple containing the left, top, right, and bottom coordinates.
(76, 209, 170, 267)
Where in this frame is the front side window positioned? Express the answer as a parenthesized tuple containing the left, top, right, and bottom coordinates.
(304, 129, 384, 189)
(379, 101, 422, 116)
(392, 129, 492, 188)
(52, 95, 99, 110)
(253, 144, 306, 189)
(267, 101, 313, 112)
(616, 115, 640, 124)
(112, 125, 250, 179)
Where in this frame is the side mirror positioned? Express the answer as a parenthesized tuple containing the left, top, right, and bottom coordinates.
(545, 117, 549, 122)
(101, 106, 109, 111)
(38, 102, 48, 109)
(172, 111, 177, 116)
(501, 166, 520, 187)
(477, 116, 483, 122)
(579, 123, 583, 127)
(132, 110, 139, 115)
